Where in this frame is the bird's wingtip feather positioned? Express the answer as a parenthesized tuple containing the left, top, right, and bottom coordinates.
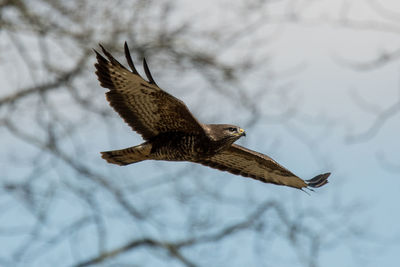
(306, 172, 330, 188)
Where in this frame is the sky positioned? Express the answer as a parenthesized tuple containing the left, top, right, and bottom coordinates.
(255, 3, 400, 266)
(165, 0, 400, 266)
(1, 0, 400, 266)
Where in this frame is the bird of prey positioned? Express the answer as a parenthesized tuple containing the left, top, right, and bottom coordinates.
(94, 42, 330, 190)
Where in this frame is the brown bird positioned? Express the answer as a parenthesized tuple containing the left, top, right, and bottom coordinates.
(94, 42, 330, 190)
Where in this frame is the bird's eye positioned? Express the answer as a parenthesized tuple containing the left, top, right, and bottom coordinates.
(228, 127, 237, 132)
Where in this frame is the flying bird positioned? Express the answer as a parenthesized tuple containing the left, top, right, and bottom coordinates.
(94, 42, 330, 190)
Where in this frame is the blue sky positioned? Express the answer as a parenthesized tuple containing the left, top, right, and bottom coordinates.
(1, 0, 400, 266)
(258, 4, 400, 266)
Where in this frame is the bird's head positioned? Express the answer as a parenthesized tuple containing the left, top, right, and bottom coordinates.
(223, 125, 246, 138)
(206, 124, 246, 144)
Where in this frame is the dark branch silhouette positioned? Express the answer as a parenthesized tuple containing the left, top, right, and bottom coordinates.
(0, 1, 363, 267)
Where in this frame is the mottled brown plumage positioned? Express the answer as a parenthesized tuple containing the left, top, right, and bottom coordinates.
(94, 43, 330, 190)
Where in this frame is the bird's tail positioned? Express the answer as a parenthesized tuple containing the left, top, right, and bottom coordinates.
(101, 143, 152, 166)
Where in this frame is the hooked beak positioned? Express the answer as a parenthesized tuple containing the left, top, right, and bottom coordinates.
(239, 128, 246, 137)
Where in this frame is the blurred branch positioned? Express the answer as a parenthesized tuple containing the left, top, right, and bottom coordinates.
(334, 1, 400, 69)
(3, 118, 145, 220)
(73, 201, 283, 267)
(366, 0, 400, 23)
(331, 1, 400, 144)
(346, 100, 400, 143)
(0, 1, 361, 266)
(334, 48, 400, 71)
(0, 49, 90, 107)
(376, 150, 400, 172)
(74, 238, 197, 267)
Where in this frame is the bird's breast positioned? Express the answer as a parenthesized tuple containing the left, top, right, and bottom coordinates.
(148, 132, 221, 161)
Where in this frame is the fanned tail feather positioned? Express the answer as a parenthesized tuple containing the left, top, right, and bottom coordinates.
(101, 143, 151, 166)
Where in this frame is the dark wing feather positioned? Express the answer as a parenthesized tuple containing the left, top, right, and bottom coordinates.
(198, 144, 330, 189)
(94, 42, 205, 140)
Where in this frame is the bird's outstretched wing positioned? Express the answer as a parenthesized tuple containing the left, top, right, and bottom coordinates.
(197, 144, 330, 189)
(94, 42, 205, 140)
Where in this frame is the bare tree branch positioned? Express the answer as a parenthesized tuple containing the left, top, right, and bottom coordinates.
(0, 50, 90, 107)
(0, 1, 362, 267)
